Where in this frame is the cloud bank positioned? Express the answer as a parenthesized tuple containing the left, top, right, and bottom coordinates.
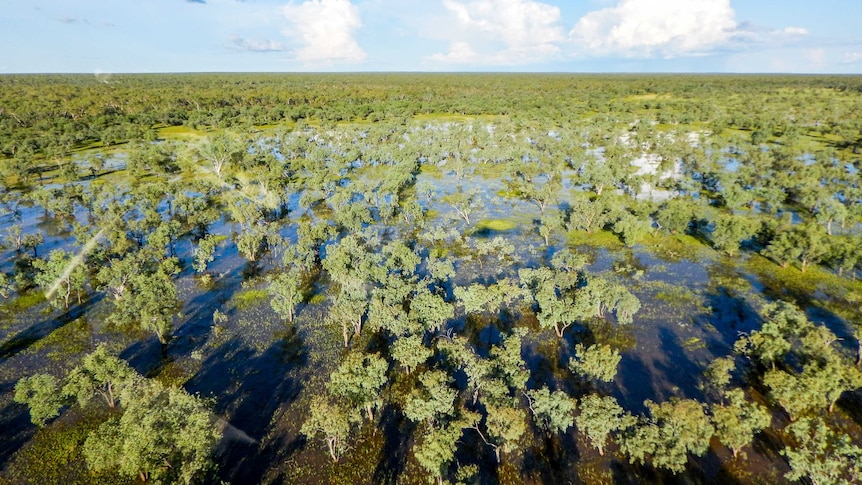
(281, 0, 365, 64)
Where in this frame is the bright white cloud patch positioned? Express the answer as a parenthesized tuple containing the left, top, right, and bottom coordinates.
(570, 0, 738, 58)
(281, 0, 365, 64)
(430, 0, 564, 65)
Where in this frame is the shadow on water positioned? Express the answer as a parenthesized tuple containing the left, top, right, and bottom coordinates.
(372, 405, 416, 485)
(185, 330, 307, 484)
(696, 288, 761, 355)
(0, 296, 99, 364)
(0, 382, 35, 471)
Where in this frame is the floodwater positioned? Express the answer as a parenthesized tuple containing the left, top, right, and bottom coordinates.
(0, 134, 858, 484)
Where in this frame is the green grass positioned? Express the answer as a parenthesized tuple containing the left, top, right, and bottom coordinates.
(566, 229, 624, 250)
(232, 289, 269, 311)
(743, 255, 862, 322)
(157, 125, 209, 138)
(473, 218, 518, 233)
(640, 232, 710, 262)
(1, 291, 46, 316)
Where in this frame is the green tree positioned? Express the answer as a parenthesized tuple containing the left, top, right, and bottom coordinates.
(192, 234, 221, 274)
(13, 374, 64, 426)
(576, 393, 636, 456)
(33, 249, 87, 310)
(710, 213, 758, 257)
(300, 396, 352, 463)
(622, 398, 714, 474)
(328, 352, 388, 422)
(569, 343, 622, 384)
(63, 344, 137, 409)
(404, 370, 457, 427)
(414, 419, 468, 485)
(268, 270, 303, 324)
(525, 387, 576, 436)
(473, 404, 527, 463)
(783, 417, 862, 485)
(82, 381, 221, 484)
(711, 388, 771, 458)
(390, 335, 432, 375)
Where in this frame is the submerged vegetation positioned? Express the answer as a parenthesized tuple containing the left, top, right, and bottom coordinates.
(0, 73, 862, 484)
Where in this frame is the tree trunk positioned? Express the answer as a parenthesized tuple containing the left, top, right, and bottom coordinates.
(327, 437, 338, 462)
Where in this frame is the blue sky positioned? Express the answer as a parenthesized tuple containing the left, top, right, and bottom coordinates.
(2, 0, 861, 73)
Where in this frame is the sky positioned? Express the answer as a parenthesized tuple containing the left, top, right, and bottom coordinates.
(2, 0, 861, 74)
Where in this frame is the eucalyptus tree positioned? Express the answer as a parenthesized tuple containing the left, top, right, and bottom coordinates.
(301, 396, 352, 463)
(711, 388, 771, 458)
(268, 270, 303, 324)
(569, 343, 622, 384)
(519, 265, 581, 338)
(576, 393, 636, 456)
(404, 370, 458, 427)
(83, 380, 221, 484)
(621, 398, 714, 474)
(327, 351, 388, 422)
(524, 387, 576, 437)
(783, 417, 862, 485)
(442, 187, 482, 226)
(33, 248, 87, 310)
(710, 212, 759, 257)
(195, 132, 246, 180)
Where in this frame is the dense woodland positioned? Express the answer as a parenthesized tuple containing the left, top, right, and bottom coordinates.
(1, 73, 862, 484)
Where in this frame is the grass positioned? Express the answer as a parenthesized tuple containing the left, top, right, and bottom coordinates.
(640, 232, 710, 262)
(0, 291, 46, 319)
(27, 316, 91, 360)
(473, 218, 518, 234)
(743, 254, 862, 323)
(232, 289, 269, 311)
(566, 229, 624, 250)
(0, 406, 122, 485)
(157, 125, 209, 138)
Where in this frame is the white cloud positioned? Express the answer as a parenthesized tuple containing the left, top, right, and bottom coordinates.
(229, 35, 285, 52)
(803, 48, 827, 67)
(782, 27, 808, 36)
(843, 51, 862, 64)
(570, 0, 737, 58)
(429, 0, 564, 65)
(280, 0, 365, 64)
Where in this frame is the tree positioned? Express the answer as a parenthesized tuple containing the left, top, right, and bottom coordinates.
(327, 352, 388, 422)
(569, 343, 622, 384)
(519, 267, 580, 338)
(710, 213, 758, 257)
(414, 419, 469, 485)
(33, 249, 87, 310)
(268, 270, 303, 324)
(195, 133, 244, 180)
(82, 381, 221, 483)
(390, 335, 432, 375)
(106, 261, 182, 346)
(13, 374, 64, 426)
(703, 356, 735, 398)
(442, 188, 482, 226)
(404, 370, 457, 427)
(192, 234, 221, 274)
(711, 388, 771, 458)
(622, 398, 714, 474)
(612, 212, 650, 247)
(576, 393, 636, 456)
(63, 344, 136, 409)
(473, 405, 527, 463)
(783, 417, 862, 485)
(525, 387, 576, 436)
(301, 396, 352, 463)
